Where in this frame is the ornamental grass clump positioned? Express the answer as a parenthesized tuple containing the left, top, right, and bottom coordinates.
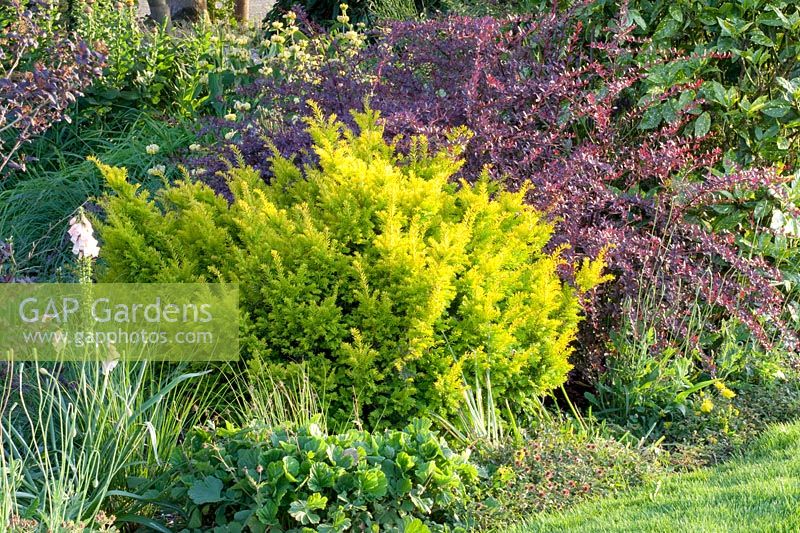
(95, 107, 610, 426)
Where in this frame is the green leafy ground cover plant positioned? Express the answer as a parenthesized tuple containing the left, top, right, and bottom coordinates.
(514, 421, 800, 532)
(471, 420, 660, 529)
(162, 418, 477, 531)
(94, 107, 611, 427)
(662, 370, 800, 468)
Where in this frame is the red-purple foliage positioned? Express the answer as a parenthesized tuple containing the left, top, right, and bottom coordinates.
(195, 11, 797, 372)
(0, 240, 33, 282)
(0, 0, 104, 175)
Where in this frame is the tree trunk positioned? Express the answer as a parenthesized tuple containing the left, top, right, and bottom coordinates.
(234, 0, 249, 22)
(169, 0, 208, 22)
(147, 0, 171, 25)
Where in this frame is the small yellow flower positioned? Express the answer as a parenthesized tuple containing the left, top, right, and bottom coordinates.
(224, 113, 237, 121)
(721, 387, 735, 399)
(189, 143, 202, 152)
(700, 398, 714, 414)
(145, 144, 160, 155)
(224, 130, 236, 140)
(496, 465, 515, 483)
(714, 381, 736, 399)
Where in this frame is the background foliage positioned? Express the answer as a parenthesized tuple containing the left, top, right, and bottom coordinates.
(196, 11, 798, 379)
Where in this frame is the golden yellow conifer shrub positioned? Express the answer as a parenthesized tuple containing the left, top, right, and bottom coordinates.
(95, 107, 611, 426)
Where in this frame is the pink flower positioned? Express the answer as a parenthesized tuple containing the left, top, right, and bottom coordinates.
(68, 212, 100, 259)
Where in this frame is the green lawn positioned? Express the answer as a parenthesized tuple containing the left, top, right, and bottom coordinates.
(516, 422, 800, 533)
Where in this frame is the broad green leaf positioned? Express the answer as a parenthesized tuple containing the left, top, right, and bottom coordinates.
(675, 379, 717, 403)
(394, 475, 413, 495)
(653, 18, 682, 40)
(114, 514, 172, 533)
(359, 468, 388, 498)
(770, 6, 792, 29)
(749, 28, 775, 47)
(309, 463, 335, 491)
(283, 456, 301, 481)
(187, 475, 223, 505)
(706, 81, 728, 105)
(762, 100, 792, 118)
(744, 95, 769, 115)
(661, 100, 677, 123)
(307, 493, 328, 510)
(415, 460, 435, 481)
(289, 499, 322, 525)
(404, 519, 431, 533)
(695, 112, 712, 137)
(628, 9, 647, 29)
(419, 439, 441, 460)
(718, 17, 737, 36)
(396, 451, 415, 471)
(255, 500, 279, 525)
(639, 106, 662, 130)
(771, 209, 786, 231)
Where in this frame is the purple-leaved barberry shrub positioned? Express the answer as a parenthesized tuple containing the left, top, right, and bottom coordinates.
(191, 8, 797, 374)
(0, 0, 104, 175)
(0, 240, 34, 282)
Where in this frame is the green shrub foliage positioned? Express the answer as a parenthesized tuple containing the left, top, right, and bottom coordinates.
(96, 108, 608, 426)
(164, 419, 477, 531)
(471, 425, 659, 529)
